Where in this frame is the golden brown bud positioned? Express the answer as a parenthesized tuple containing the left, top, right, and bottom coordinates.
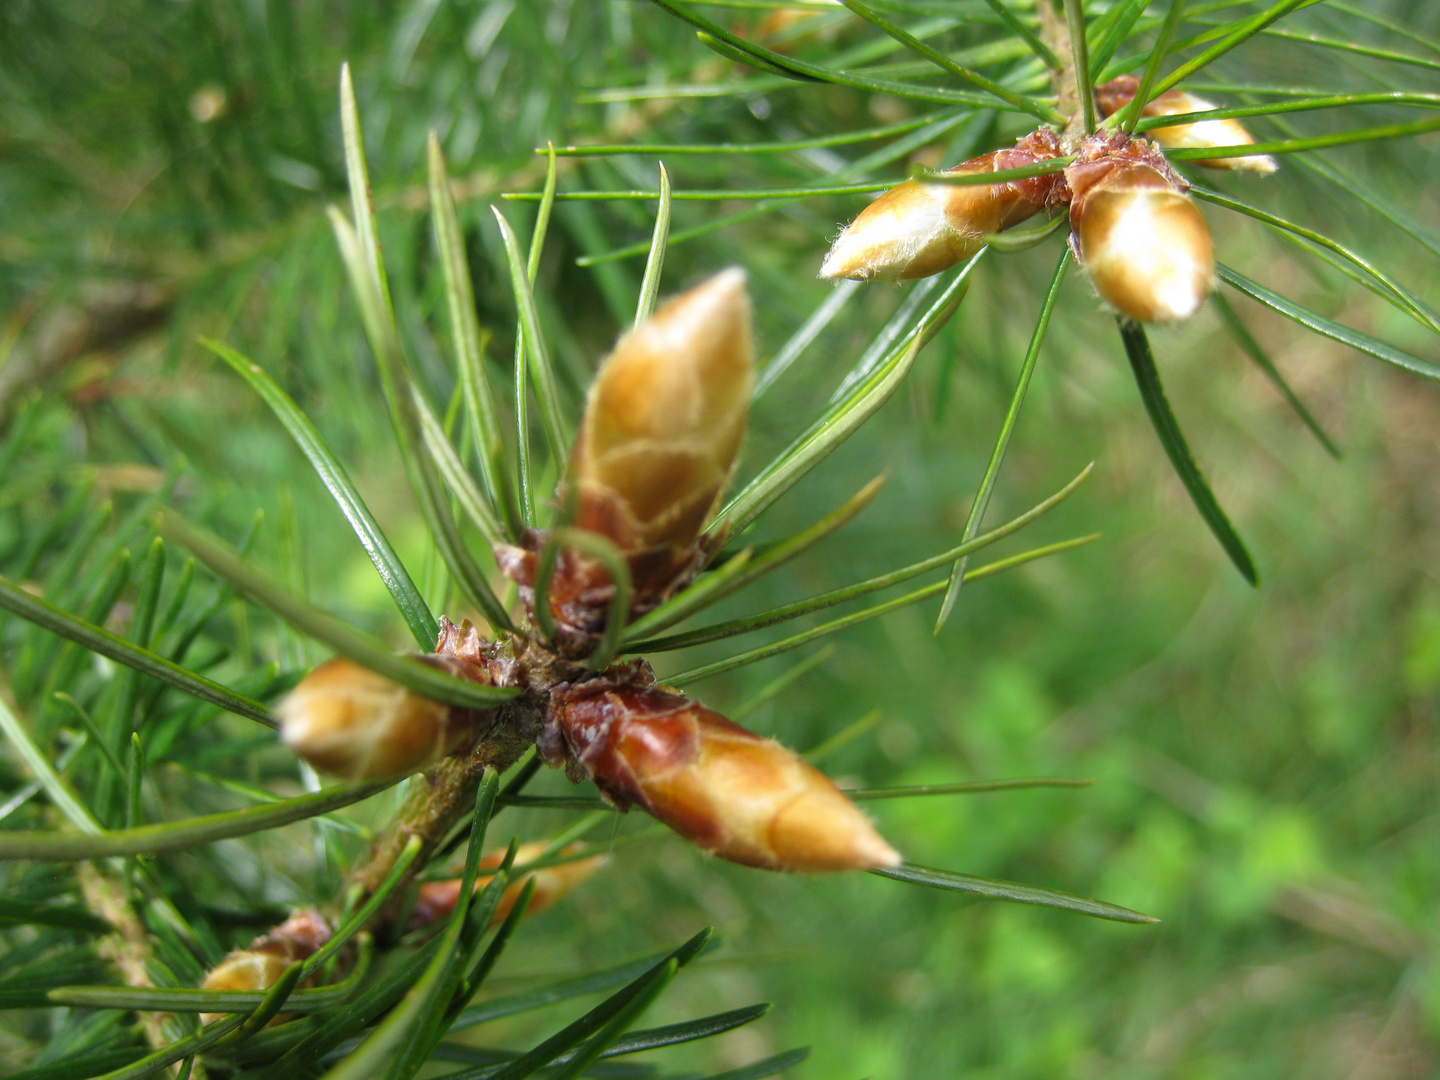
(551, 682, 900, 872)
(573, 268, 754, 556)
(820, 129, 1063, 281)
(1095, 76, 1277, 174)
(1067, 137, 1215, 324)
(406, 842, 608, 934)
(498, 271, 755, 639)
(200, 909, 331, 1024)
(278, 656, 484, 781)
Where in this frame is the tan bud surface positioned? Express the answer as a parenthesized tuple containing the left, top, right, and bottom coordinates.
(1073, 163, 1215, 323)
(555, 683, 900, 872)
(278, 657, 475, 781)
(407, 841, 608, 933)
(199, 952, 291, 1024)
(573, 268, 754, 555)
(1095, 76, 1277, 174)
(821, 130, 1063, 281)
(200, 909, 331, 1024)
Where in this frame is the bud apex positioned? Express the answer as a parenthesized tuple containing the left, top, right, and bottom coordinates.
(200, 909, 331, 1024)
(820, 129, 1063, 281)
(1095, 76, 1277, 174)
(279, 657, 484, 781)
(574, 268, 754, 556)
(1067, 138, 1215, 324)
(552, 682, 900, 872)
(406, 842, 608, 934)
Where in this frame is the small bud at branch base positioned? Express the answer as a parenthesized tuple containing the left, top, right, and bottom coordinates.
(406, 842, 608, 934)
(200, 909, 331, 1024)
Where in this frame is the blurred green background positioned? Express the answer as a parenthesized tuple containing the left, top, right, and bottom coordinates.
(2, 2, 1438, 1077)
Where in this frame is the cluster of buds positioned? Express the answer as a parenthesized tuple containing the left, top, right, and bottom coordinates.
(275, 271, 900, 875)
(199, 909, 332, 1024)
(822, 80, 1272, 323)
(496, 269, 754, 644)
(405, 842, 609, 934)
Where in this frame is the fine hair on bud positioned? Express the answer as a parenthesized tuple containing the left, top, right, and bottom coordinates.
(820, 129, 1063, 282)
(1067, 137, 1216, 324)
(200, 909, 331, 1024)
(1095, 76, 1277, 174)
(550, 680, 900, 872)
(405, 842, 608, 934)
(278, 656, 484, 781)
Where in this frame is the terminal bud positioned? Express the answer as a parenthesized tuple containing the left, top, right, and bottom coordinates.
(1095, 76, 1277, 174)
(1068, 136, 1215, 323)
(549, 679, 900, 872)
(821, 128, 1064, 281)
(501, 270, 754, 637)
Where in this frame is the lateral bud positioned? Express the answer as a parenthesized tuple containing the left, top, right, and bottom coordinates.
(548, 677, 900, 872)
(820, 128, 1064, 281)
(1095, 76, 1277, 174)
(405, 841, 608, 934)
(500, 270, 754, 639)
(199, 909, 331, 1025)
(1067, 134, 1215, 323)
(278, 651, 494, 781)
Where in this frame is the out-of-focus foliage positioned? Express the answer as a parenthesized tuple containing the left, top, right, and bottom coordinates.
(1, 1, 1438, 1077)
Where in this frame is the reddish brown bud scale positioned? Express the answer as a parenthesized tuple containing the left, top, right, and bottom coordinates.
(278, 654, 492, 781)
(1095, 75, 1277, 174)
(200, 909, 331, 1024)
(406, 842, 608, 934)
(1067, 135, 1215, 323)
(550, 681, 899, 872)
(821, 129, 1065, 281)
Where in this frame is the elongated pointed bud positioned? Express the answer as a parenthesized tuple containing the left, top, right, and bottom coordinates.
(499, 271, 754, 636)
(550, 680, 899, 872)
(200, 910, 330, 1024)
(574, 268, 753, 555)
(406, 842, 608, 934)
(278, 655, 488, 781)
(1068, 137, 1215, 323)
(1095, 76, 1277, 174)
(821, 129, 1063, 281)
